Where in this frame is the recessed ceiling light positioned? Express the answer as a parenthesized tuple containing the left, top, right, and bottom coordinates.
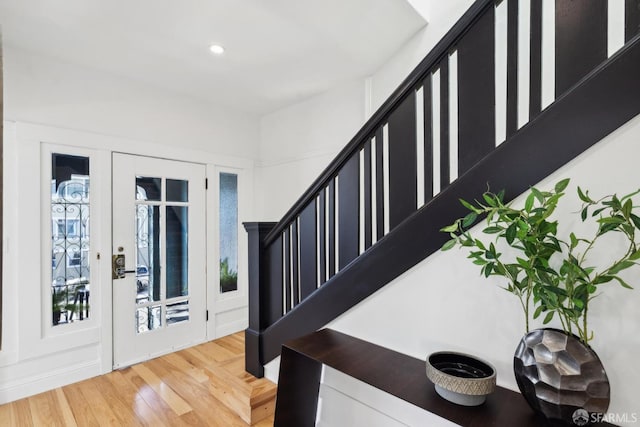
(209, 44, 225, 55)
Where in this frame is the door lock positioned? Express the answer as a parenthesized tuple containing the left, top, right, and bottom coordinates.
(112, 254, 136, 279)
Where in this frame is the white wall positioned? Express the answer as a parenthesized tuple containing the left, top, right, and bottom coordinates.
(0, 126, 255, 404)
(254, 0, 476, 223)
(255, 79, 366, 220)
(368, 0, 473, 115)
(0, 45, 258, 404)
(3, 46, 260, 159)
(327, 113, 640, 426)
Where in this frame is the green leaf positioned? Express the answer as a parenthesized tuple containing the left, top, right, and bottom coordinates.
(483, 193, 497, 207)
(554, 178, 570, 193)
(608, 260, 636, 275)
(506, 223, 517, 245)
(593, 275, 614, 285)
(577, 187, 592, 203)
(544, 285, 568, 297)
(505, 264, 520, 279)
(460, 236, 475, 247)
(622, 223, 635, 236)
(483, 226, 503, 234)
(441, 239, 458, 251)
(462, 212, 478, 228)
(598, 216, 625, 225)
(531, 187, 544, 203)
(569, 232, 578, 250)
(581, 207, 588, 221)
(614, 276, 634, 289)
(611, 195, 622, 210)
(440, 223, 459, 233)
(484, 263, 494, 277)
(459, 198, 480, 213)
(598, 222, 619, 235)
(533, 305, 544, 319)
(621, 188, 640, 201)
(631, 214, 640, 230)
(489, 242, 497, 255)
(630, 249, 640, 261)
(623, 199, 633, 219)
(543, 311, 554, 324)
(525, 192, 535, 212)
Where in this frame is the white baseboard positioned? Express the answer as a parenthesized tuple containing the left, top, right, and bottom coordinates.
(0, 360, 101, 405)
(264, 356, 281, 384)
(215, 319, 248, 338)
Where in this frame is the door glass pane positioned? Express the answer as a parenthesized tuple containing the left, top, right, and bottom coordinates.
(166, 179, 188, 202)
(135, 204, 160, 304)
(136, 305, 162, 333)
(166, 206, 188, 299)
(167, 300, 189, 325)
(220, 173, 238, 293)
(51, 153, 90, 326)
(136, 176, 161, 201)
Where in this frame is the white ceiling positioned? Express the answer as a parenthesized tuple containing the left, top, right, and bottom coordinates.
(0, 0, 427, 114)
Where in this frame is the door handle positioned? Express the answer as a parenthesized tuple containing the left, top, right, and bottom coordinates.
(112, 254, 136, 279)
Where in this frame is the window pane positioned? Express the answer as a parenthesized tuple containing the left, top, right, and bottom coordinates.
(219, 173, 238, 293)
(136, 205, 160, 304)
(51, 153, 90, 326)
(136, 176, 161, 201)
(166, 300, 189, 325)
(166, 179, 188, 202)
(166, 206, 188, 299)
(136, 305, 162, 333)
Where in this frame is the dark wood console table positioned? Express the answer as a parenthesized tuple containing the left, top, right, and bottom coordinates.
(274, 328, 615, 426)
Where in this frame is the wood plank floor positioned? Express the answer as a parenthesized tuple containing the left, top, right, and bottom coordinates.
(0, 333, 276, 426)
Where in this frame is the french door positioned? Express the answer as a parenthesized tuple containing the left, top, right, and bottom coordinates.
(112, 153, 206, 368)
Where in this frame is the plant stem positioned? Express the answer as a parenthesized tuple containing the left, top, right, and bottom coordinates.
(524, 298, 530, 333)
(558, 313, 567, 332)
(517, 293, 529, 333)
(582, 304, 589, 343)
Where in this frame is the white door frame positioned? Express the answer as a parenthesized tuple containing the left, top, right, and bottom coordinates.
(206, 165, 250, 340)
(112, 152, 207, 368)
(15, 122, 253, 377)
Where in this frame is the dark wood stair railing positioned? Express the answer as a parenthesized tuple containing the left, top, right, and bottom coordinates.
(245, 0, 640, 378)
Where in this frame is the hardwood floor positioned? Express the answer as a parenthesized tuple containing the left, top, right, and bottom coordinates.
(0, 333, 276, 426)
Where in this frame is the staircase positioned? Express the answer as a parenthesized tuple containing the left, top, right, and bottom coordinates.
(245, 0, 640, 378)
(197, 333, 276, 424)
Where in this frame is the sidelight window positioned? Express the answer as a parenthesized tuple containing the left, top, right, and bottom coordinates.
(51, 153, 91, 326)
(219, 173, 238, 293)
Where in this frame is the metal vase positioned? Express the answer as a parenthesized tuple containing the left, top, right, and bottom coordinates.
(513, 329, 610, 426)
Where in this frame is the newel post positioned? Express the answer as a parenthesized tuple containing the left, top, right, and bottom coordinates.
(244, 222, 277, 378)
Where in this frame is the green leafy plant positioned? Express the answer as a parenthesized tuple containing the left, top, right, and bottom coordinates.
(220, 257, 238, 293)
(52, 287, 75, 325)
(441, 178, 640, 343)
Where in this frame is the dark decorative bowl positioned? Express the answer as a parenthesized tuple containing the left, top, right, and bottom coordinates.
(426, 351, 497, 406)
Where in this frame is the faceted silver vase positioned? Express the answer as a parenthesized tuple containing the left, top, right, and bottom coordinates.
(513, 329, 610, 426)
